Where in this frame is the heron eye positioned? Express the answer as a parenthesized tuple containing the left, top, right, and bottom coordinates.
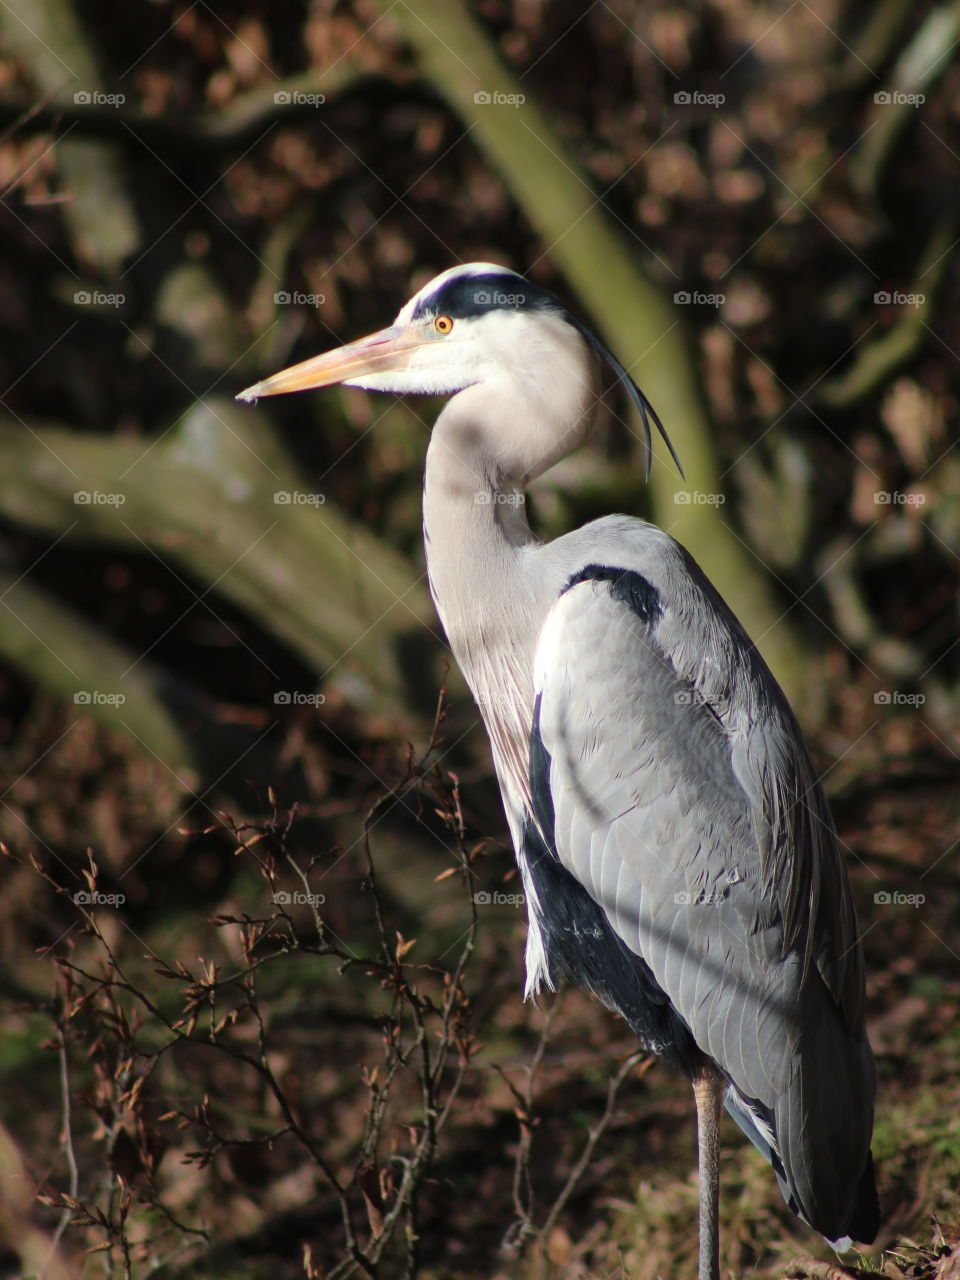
(434, 314, 454, 334)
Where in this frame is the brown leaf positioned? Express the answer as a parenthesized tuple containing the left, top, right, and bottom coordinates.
(394, 932, 417, 961)
(110, 1127, 144, 1184)
(357, 1162, 385, 1238)
(124, 1076, 146, 1112)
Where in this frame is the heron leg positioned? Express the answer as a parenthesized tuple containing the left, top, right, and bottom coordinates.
(693, 1066, 724, 1280)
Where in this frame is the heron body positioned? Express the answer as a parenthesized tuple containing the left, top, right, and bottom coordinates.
(239, 263, 879, 1274)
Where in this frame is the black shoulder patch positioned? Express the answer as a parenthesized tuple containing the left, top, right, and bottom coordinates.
(412, 272, 557, 322)
(562, 564, 662, 626)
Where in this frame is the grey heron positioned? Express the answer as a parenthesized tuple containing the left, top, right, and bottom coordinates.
(238, 263, 879, 1279)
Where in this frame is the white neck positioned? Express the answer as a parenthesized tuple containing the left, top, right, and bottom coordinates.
(422, 332, 598, 678)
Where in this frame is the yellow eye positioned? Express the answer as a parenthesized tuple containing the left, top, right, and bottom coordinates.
(434, 314, 454, 334)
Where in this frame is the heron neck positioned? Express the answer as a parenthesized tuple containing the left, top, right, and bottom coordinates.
(422, 389, 572, 813)
(424, 398, 535, 552)
(422, 395, 540, 663)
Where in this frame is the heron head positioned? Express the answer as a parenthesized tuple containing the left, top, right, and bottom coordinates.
(237, 263, 681, 479)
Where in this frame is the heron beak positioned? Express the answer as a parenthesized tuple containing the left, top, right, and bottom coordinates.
(236, 324, 420, 402)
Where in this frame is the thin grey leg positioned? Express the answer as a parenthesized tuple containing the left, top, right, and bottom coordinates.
(693, 1067, 724, 1280)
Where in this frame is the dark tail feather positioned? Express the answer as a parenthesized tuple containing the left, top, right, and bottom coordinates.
(845, 1151, 880, 1244)
(725, 1086, 879, 1246)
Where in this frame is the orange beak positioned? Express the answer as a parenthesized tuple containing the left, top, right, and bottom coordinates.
(236, 324, 425, 402)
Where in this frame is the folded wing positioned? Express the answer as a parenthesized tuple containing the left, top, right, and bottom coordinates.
(522, 551, 877, 1242)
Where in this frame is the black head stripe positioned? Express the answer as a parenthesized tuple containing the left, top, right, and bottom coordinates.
(411, 271, 555, 321)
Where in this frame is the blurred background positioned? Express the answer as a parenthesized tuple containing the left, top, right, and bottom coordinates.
(0, 1, 958, 1277)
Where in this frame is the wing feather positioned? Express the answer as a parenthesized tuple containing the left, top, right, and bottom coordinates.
(528, 552, 876, 1241)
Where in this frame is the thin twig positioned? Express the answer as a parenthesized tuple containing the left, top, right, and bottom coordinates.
(538, 1051, 653, 1248)
(43, 1040, 79, 1274)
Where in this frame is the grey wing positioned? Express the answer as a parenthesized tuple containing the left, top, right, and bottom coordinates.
(525, 554, 876, 1242)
